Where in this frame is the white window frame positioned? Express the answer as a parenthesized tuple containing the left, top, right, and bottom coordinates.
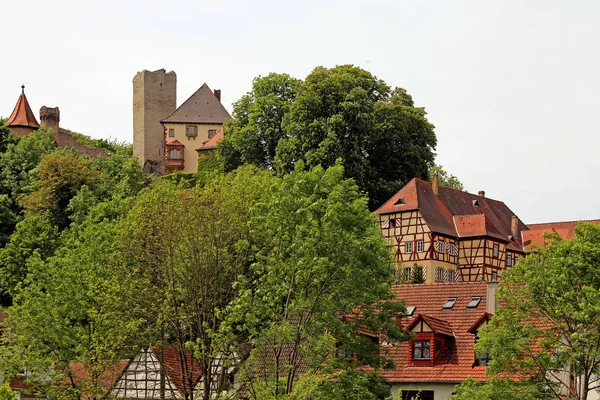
(416, 240, 424, 252)
(405, 241, 413, 254)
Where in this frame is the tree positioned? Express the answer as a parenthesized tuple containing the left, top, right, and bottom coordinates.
(452, 223, 600, 400)
(428, 164, 464, 191)
(0, 198, 147, 400)
(0, 119, 11, 154)
(0, 384, 16, 400)
(227, 162, 405, 397)
(120, 168, 273, 400)
(218, 66, 437, 210)
(289, 370, 392, 400)
(277, 65, 437, 210)
(218, 73, 302, 171)
(19, 151, 101, 229)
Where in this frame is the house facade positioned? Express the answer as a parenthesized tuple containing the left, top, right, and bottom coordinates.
(383, 282, 497, 400)
(375, 176, 528, 284)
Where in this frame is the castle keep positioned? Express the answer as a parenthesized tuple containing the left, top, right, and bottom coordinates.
(132, 69, 230, 174)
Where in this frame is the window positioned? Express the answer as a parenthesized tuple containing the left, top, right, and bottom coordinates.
(467, 296, 482, 309)
(416, 240, 424, 252)
(506, 254, 512, 266)
(442, 297, 457, 310)
(402, 391, 434, 400)
(405, 306, 416, 316)
(491, 270, 498, 281)
(412, 340, 430, 359)
(435, 241, 446, 253)
(514, 256, 519, 264)
(449, 243, 458, 256)
(389, 218, 396, 228)
(403, 267, 411, 282)
(493, 243, 499, 258)
(169, 148, 182, 160)
(208, 129, 217, 138)
(186, 125, 198, 136)
(447, 269, 455, 282)
(435, 267, 444, 282)
(474, 334, 492, 366)
(169, 128, 175, 137)
(405, 241, 413, 253)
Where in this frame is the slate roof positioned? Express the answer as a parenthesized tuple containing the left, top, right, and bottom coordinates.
(196, 127, 223, 151)
(381, 282, 490, 383)
(376, 178, 528, 251)
(6, 87, 39, 128)
(161, 83, 231, 124)
(523, 220, 600, 250)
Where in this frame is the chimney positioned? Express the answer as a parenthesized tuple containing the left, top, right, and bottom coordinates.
(432, 174, 439, 196)
(214, 89, 221, 102)
(486, 281, 498, 314)
(478, 190, 485, 198)
(39, 106, 60, 134)
(511, 215, 519, 237)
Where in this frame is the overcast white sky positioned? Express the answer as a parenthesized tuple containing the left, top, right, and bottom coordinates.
(2, 0, 598, 224)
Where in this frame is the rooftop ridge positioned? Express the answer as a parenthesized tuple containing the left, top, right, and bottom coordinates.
(527, 219, 600, 227)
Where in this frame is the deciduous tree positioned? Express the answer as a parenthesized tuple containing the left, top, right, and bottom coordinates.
(452, 223, 600, 400)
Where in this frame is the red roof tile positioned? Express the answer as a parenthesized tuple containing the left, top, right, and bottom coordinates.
(408, 314, 454, 338)
(376, 178, 527, 251)
(196, 127, 223, 151)
(67, 360, 129, 396)
(167, 139, 185, 146)
(6, 87, 39, 129)
(155, 345, 202, 396)
(523, 220, 600, 250)
(382, 282, 490, 383)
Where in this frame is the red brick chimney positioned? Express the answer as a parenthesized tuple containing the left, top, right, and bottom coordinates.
(214, 89, 221, 102)
(478, 190, 485, 198)
(511, 215, 519, 237)
(432, 174, 439, 196)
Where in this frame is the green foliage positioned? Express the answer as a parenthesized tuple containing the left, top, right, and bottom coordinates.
(0, 213, 60, 301)
(19, 151, 101, 229)
(0, 129, 56, 198)
(0, 384, 16, 400)
(218, 65, 437, 210)
(228, 161, 404, 396)
(450, 377, 551, 400)
(195, 151, 225, 188)
(428, 164, 464, 191)
(0, 194, 17, 247)
(70, 131, 133, 155)
(290, 370, 392, 400)
(218, 73, 302, 170)
(0, 119, 11, 154)
(455, 222, 600, 400)
(0, 203, 146, 399)
(411, 264, 425, 284)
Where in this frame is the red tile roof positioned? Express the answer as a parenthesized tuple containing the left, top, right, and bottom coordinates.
(6, 87, 39, 129)
(167, 139, 185, 146)
(196, 128, 223, 151)
(67, 360, 129, 396)
(376, 178, 528, 251)
(382, 282, 490, 383)
(409, 314, 454, 338)
(155, 345, 202, 396)
(523, 220, 600, 250)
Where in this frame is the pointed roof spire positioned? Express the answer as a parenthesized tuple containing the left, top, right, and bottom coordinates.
(7, 85, 40, 129)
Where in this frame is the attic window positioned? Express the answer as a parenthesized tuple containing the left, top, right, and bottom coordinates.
(394, 197, 406, 205)
(389, 219, 397, 228)
(442, 297, 457, 310)
(406, 306, 416, 316)
(472, 199, 479, 207)
(466, 297, 482, 309)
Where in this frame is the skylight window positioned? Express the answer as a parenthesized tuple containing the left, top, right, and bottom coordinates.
(442, 297, 457, 310)
(466, 296, 482, 309)
(406, 306, 416, 316)
(395, 197, 406, 205)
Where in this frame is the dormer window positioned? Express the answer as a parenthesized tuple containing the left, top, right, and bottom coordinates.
(412, 340, 430, 360)
(466, 297, 482, 309)
(442, 297, 457, 310)
(394, 197, 406, 205)
(406, 306, 416, 316)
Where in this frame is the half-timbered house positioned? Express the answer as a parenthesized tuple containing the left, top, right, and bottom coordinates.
(376, 176, 528, 283)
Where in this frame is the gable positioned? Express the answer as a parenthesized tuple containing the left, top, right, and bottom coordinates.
(161, 83, 231, 125)
(111, 348, 181, 399)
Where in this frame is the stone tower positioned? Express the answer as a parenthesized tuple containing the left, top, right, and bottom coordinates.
(133, 69, 177, 174)
(40, 106, 60, 134)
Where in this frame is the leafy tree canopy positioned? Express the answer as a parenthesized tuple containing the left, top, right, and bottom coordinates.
(218, 65, 437, 210)
(429, 164, 464, 191)
(453, 223, 600, 400)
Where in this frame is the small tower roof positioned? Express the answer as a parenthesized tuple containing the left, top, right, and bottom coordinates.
(6, 85, 40, 129)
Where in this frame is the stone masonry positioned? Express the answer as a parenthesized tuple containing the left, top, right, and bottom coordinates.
(132, 69, 177, 174)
